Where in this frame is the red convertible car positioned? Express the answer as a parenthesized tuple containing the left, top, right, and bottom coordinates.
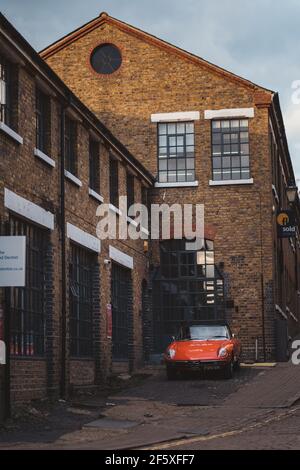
(164, 322, 242, 380)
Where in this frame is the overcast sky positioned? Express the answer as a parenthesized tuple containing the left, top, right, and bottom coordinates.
(1, 0, 300, 179)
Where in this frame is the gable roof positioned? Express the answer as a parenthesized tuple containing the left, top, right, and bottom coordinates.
(40, 12, 273, 93)
(0, 12, 154, 185)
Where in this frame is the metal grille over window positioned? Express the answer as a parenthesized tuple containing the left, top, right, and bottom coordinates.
(158, 122, 195, 183)
(0, 56, 11, 126)
(153, 239, 225, 353)
(65, 115, 77, 175)
(212, 119, 250, 181)
(9, 216, 46, 357)
(89, 139, 100, 192)
(69, 244, 94, 357)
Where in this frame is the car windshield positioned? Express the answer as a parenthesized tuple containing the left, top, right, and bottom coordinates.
(179, 325, 229, 341)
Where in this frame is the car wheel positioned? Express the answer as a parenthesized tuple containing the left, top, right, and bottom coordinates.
(166, 367, 178, 381)
(233, 357, 241, 370)
(223, 360, 234, 379)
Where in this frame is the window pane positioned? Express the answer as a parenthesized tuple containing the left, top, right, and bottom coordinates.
(186, 170, 195, 181)
(178, 158, 186, 169)
(241, 156, 249, 168)
(213, 157, 221, 169)
(186, 134, 194, 145)
(159, 135, 167, 146)
(177, 146, 184, 156)
(159, 147, 167, 157)
(223, 134, 231, 144)
(212, 121, 221, 129)
(212, 133, 221, 144)
(240, 131, 249, 143)
(231, 144, 239, 154)
(240, 120, 248, 128)
(241, 144, 249, 155)
(168, 123, 176, 134)
(159, 172, 167, 182)
(213, 145, 221, 156)
(177, 123, 185, 133)
(168, 159, 176, 170)
(223, 157, 231, 168)
(169, 136, 176, 146)
(159, 123, 167, 135)
(213, 170, 222, 181)
(186, 158, 195, 169)
(241, 169, 250, 179)
(186, 123, 194, 133)
(177, 136, 184, 146)
(230, 133, 239, 143)
(231, 120, 240, 129)
(232, 156, 240, 168)
(221, 120, 230, 129)
(159, 159, 167, 171)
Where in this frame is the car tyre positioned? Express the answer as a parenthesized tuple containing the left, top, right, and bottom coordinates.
(223, 360, 234, 379)
(166, 367, 178, 381)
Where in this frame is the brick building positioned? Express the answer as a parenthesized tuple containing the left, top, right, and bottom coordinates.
(0, 13, 153, 416)
(41, 12, 300, 361)
(0, 10, 300, 417)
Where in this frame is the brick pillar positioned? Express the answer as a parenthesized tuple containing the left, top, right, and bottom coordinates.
(45, 241, 56, 399)
(92, 262, 102, 385)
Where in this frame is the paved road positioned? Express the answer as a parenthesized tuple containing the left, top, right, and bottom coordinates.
(0, 363, 300, 449)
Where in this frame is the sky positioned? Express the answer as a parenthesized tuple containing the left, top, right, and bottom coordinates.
(1, 0, 300, 180)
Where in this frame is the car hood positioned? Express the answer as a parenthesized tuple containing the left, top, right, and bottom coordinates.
(170, 339, 231, 361)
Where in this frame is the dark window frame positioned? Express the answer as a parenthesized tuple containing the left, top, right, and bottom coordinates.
(36, 87, 49, 153)
(157, 122, 195, 183)
(0, 56, 12, 127)
(9, 216, 46, 358)
(126, 172, 135, 214)
(109, 156, 119, 208)
(69, 244, 94, 358)
(65, 115, 77, 175)
(211, 118, 250, 181)
(89, 139, 100, 193)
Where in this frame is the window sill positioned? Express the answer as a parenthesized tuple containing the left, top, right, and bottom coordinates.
(109, 203, 122, 216)
(0, 121, 23, 144)
(34, 148, 56, 168)
(88, 188, 104, 203)
(154, 181, 199, 188)
(209, 179, 253, 186)
(64, 170, 82, 187)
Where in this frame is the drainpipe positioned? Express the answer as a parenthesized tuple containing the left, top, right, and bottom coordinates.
(60, 104, 67, 398)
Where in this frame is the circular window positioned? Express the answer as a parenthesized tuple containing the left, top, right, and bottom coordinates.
(90, 44, 122, 75)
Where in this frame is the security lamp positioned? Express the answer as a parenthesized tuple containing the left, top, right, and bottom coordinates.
(286, 183, 298, 204)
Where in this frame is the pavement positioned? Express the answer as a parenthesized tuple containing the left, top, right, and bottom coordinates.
(0, 360, 300, 450)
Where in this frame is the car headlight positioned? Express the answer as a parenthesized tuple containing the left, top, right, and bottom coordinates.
(218, 347, 229, 358)
(166, 348, 176, 359)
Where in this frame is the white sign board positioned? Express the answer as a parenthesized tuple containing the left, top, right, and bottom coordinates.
(0, 236, 26, 287)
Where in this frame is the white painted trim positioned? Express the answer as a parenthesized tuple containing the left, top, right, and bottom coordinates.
(109, 246, 133, 270)
(88, 188, 104, 203)
(0, 121, 23, 144)
(64, 170, 82, 187)
(4, 188, 54, 230)
(276, 304, 288, 320)
(151, 111, 200, 123)
(126, 217, 149, 236)
(34, 148, 56, 168)
(67, 223, 101, 253)
(209, 179, 254, 187)
(109, 204, 122, 216)
(155, 181, 199, 188)
(204, 108, 255, 120)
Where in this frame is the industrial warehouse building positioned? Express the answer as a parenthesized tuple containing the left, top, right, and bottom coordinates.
(0, 11, 300, 415)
